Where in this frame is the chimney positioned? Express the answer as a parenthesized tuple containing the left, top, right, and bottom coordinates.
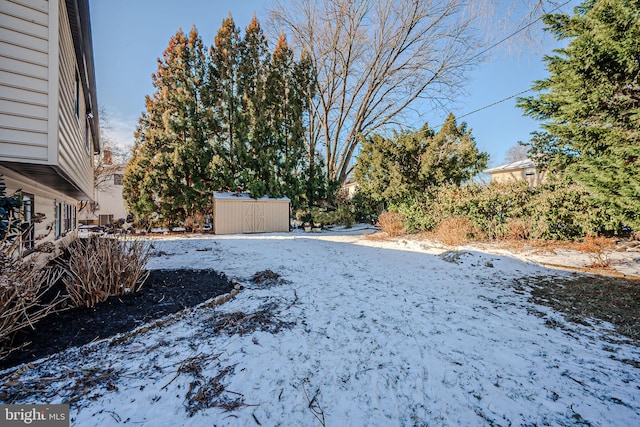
(103, 149, 113, 165)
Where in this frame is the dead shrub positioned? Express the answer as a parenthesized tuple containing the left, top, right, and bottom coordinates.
(61, 235, 151, 308)
(578, 235, 614, 268)
(504, 218, 537, 240)
(376, 212, 406, 237)
(1, 238, 66, 359)
(433, 216, 479, 246)
(184, 212, 206, 232)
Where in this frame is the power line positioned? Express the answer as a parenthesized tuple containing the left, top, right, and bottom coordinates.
(469, 0, 573, 63)
(458, 88, 532, 120)
(434, 0, 574, 128)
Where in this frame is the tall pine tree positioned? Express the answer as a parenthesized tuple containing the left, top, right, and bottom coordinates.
(209, 15, 242, 189)
(518, 0, 640, 230)
(125, 15, 323, 223)
(123, 27, 213, 225)
(237, 15, 271, 196)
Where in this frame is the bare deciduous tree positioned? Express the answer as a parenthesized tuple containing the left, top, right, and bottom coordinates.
(504, 143, 529, 163)
(271, 0, 485, 186)
(270, 0, 567, 187)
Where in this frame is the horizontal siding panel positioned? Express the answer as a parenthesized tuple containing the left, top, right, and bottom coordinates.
(0, 83, 47, 106)
(0, 112, 47, 132)
(10, 0, 48, 13)
(2, 0, 48, 26)
(0, 127, 47, 147)
(0, 27, 48, 52)
(0, 55, 47, 79)
(0, 98, 47, 120)
(0, 141, 48, 161)
(55, 0, 93, 197)
(0, 70, 47, 92)
(0, 12, 48, 39)
(0, 40, 48, 66)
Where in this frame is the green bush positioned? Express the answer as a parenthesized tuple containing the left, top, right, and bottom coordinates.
(350, 190, 383, 224)
(389, 180, 625, 241)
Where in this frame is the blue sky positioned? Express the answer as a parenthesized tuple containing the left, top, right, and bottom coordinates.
(89, 0, 577, 166)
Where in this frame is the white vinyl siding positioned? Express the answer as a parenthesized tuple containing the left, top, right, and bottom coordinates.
(0, 0, 50, 162)
(56, 0, 93, 198)
(1, 165, 78, 244)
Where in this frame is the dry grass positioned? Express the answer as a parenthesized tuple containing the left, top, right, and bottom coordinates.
(504, 217, 540, 240)
(61, 235, 151, 308)
(515, 274, 640, 344)
(209, 302, 295, 336)
(376, 212, 405, 237)
(576, 235, 614, 268)
(0, 238, 66, 359)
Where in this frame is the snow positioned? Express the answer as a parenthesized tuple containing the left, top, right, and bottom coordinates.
(213, 191, 290, 201)
(3, 227, 640, 426)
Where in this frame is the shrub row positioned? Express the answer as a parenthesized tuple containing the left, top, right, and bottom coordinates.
(390, 181, 624, 240)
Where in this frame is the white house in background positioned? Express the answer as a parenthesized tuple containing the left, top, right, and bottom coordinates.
(341, 179, 359, 199)
(0, 0, 100, 246)
(484, 158, 546, 187)
(79, 149, 128, 226)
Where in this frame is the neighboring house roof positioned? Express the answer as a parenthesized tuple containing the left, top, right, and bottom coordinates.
(484, 158, 536, 174)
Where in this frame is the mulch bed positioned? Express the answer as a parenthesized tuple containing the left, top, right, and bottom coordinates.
(0, 269, 234, 371)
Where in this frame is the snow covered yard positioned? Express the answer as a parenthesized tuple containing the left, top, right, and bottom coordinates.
(2, 229, 640, 426)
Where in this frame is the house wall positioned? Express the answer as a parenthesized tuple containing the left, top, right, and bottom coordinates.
(0, 0, 96, 199)
(0, 0, 50, 162)
(490, 169, 546, 187)
(56, 0, 93, 197)
(78, 167, 127, 225)
(1, 165, 78, 243)
(213, 197, 290, 235)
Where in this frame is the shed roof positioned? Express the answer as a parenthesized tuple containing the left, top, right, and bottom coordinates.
(484, 158, 536, 174)
(213, 192, 290, 201)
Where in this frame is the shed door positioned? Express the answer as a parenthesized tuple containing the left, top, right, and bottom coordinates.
(254, 203, 265, 233)
(243, 203, 254, 233)
(242, 203, 266, 233)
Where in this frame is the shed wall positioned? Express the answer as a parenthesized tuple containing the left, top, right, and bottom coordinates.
(213, 197, 290, 235)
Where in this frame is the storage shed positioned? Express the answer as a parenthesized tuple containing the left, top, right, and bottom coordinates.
(212, 192, 290, 235)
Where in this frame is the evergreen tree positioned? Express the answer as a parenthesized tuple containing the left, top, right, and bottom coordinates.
(518, 0, 640, 230)
(264, 34, 310, 208)
(208, 15, 242, 189)
(237, 16, 271, 197)
(355, 114, 487, 205)
(419, 114, 488, 188)
(125, 16, 322, 221)
(123, 27, 212, 225)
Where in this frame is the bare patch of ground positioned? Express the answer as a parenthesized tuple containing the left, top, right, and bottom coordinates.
(514, 274, 640, 346)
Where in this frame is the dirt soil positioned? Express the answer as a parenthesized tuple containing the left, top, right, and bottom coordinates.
(0, 269, 234, 371)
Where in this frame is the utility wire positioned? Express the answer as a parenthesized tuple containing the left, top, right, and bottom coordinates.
(433, 0, 573, 127)
(468, 0, 573, 64)
(458, 88, 532, 120)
